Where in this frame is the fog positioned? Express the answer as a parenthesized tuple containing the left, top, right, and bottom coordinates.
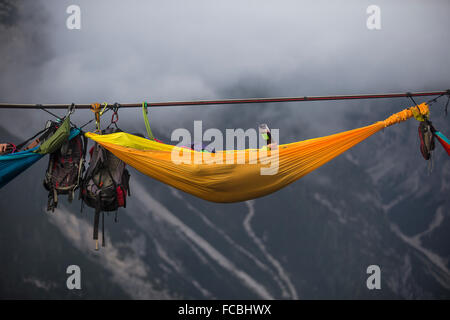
(1, 0, 449, 142)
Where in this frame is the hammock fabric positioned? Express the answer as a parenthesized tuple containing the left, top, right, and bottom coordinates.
(434, 131, 450, 156)
(0, 147, 43, 189)
(0, 127, 81, 189)
(85, 103, 429, 203)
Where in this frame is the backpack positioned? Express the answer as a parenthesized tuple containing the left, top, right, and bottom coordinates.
(418, 120, 435, 160)
(80, 127, 131, 249)
(43, 129, 87, 212)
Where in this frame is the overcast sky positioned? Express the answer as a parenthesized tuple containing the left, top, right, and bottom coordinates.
(1, 0, 449, 142)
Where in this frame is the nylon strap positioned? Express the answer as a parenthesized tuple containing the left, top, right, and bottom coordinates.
(93, 209, 100, 251)
(90, 103, 102, 132)
(15, 126, 49, 151)
(100, 102, 108, 116)
(142, 101, 155, 141)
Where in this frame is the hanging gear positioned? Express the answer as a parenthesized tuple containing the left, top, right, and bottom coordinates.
(90, 102, 107, 132)
(418, 120, 435, 161)
(80, 127, 131, 250)
(107, 103, 120, 129)
(1, 125, 81, 190)
(35, 116, 73, 155)
(142, 101, 155, 141)
(411, 104, 436, 161)
(43, 117, 87, 212)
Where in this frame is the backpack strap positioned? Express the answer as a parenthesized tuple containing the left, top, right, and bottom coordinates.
(93, 206, 106, 249)
(74, 134, 88, 194)
(16, 125, 54, 151)
(45, 152, 57, 211)
(82, 134, 88, 159)
(47, 186, 58, 212)
(93, 196, 101, 250)
(83, 143, 103, 183)
(126, 171, 131, 197)
(102, 212, 105, 247)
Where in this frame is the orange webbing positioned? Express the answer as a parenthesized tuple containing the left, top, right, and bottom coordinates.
(382, 103, 429, 127)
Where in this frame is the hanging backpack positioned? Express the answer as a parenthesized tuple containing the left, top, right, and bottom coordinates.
(418, 120, 435, 160)
(80, 127, 131, 249)
(43, 132, 87, 212)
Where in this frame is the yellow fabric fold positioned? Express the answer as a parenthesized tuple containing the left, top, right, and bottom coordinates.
(85, 103, 429, 203)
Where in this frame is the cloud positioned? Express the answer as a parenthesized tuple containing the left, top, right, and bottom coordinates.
(1, 0, 449, 142)
(48, 205, 171, 299)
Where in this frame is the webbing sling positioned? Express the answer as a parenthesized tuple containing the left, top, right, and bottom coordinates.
(142, 101, 155, 141)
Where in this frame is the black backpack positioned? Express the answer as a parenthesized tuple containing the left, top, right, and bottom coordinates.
(80, 128, 130, 249)
(418, 120, 435, 160)
(43, 132, 87, 212)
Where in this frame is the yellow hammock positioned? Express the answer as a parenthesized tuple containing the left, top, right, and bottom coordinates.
(85, 103, 429, 203)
